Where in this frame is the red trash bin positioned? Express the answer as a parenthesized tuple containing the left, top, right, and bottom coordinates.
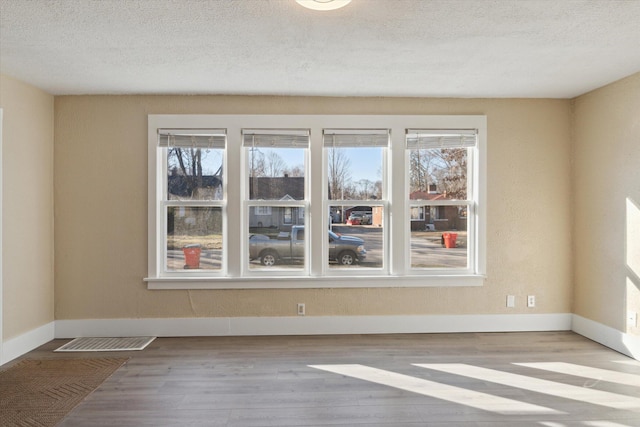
(442, 232, 458, 249)
(182, 244, 201, 269)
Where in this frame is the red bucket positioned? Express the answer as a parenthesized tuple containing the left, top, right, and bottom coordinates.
(442, 232, 458, 249)
(182, 244, 201, 269)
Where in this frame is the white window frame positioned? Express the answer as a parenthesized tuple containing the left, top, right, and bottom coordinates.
(152, 128, 227, 279)
(145, 115, 486, 289)
(322, 129, 390, 275)
(406, 129, 480, 276)
(242, 128, 310, 277)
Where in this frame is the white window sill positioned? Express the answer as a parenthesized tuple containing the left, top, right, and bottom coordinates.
(144, 275, 486, 290)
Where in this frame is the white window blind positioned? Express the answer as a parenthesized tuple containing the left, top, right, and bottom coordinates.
(323, 129, 390, 147)
(158, 129, 226, 148)
(406, 129, 477, 149)
(242, 129, 310, 148)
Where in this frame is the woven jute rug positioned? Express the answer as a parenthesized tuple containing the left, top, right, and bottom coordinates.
(0, 357, 128, 427)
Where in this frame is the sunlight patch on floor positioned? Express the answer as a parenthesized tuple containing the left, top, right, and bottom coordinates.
(415, 364, 640, 410)
(516, 362, 640, 387)
(309, 364, 561, 415)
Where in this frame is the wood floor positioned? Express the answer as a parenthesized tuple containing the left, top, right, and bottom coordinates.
(11, 332, 640, 426)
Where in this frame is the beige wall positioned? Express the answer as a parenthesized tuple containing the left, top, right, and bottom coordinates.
(0, 75, 55, 340)
(573, 72, 640, 334)
(53, 96, 572, 320)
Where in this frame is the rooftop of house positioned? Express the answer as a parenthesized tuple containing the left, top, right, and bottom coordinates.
(409, 191, 449, 201)
(250, 176, 305, 201)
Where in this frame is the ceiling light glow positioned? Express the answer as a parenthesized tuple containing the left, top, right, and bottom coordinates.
(296, 0, 352, 11)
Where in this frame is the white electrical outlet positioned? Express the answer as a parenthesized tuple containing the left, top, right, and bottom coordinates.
(297, 303, 305, 316)
(506, 295, 515, 308)
(527, 295, 536, 308)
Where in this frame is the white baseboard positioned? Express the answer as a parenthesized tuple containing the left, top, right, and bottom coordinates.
(7, 315, 637, 367)
(55, 313, 572, 339)
(571, 314, 640, 360)
(1, 322, 55, 365)
(15, 314, 640, 366)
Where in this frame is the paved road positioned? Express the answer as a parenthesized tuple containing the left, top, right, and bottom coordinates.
(166, 227, 467, 271)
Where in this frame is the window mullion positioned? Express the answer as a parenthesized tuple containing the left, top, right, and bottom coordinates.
(310, 127, 324, 276)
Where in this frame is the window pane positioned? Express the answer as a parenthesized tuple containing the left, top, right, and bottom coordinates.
(248, 206, 306, 270)
(329, 205, 382, 269)
(410, 206, 425, 221)
(409, 147, 468, 200)
(327, 147, 383, 201)
(166, 206, 222, 271)
(248, 148, 305, 200)
(410, 205, 468, 269)
(167, 147, 223, 201)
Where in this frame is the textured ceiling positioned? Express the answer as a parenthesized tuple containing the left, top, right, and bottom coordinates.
(1, 0, 639, 98)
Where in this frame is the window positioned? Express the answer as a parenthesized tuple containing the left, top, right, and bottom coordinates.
(323, 129, 389, 271)
(156, 129, 226, 275)
(283, 208, 293, 225)
(255, 206, 272, 216)
(407, 129, 477, 272)
(410, 206, 425, 221)
(146, 115, 485, 289)
(243, 129, 309, 274)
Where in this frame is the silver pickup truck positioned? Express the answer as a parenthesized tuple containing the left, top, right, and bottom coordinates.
(249, 225, 366, 266)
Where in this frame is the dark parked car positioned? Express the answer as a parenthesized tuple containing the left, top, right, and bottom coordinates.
(249, 225, 366, 266)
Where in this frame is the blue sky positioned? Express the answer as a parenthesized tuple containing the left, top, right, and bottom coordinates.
(196, 147, 383, 183)
(263, 147, 383, 183)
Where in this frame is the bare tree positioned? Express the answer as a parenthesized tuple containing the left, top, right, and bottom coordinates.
(328, 147, 352, 200)
(168, 147, 203, 198)
(264, 151, 286, 177)
(284, 164, 304, 177)
(409, 148, 467, 199)
(249, 148, 265, 177)
(373, 180, 383, 200)
(356, 179, 374, 200)
(409, 149, 436, 193)
(433, 148, 467, 199)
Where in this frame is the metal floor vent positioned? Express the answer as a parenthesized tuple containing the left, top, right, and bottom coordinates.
(55, 336, 156, 352)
